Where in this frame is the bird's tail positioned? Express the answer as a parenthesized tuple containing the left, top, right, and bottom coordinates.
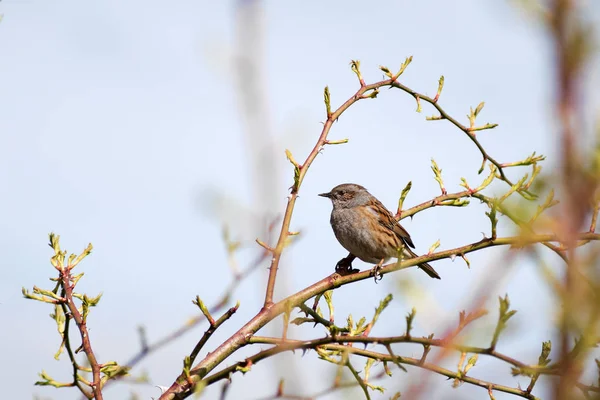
(404, 247, 441, 279)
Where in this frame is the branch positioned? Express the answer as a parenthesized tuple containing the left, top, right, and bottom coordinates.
(247, 335, 550, 374)
(264, 77, 404, 307)
(263, 63, 524, 308)
(189, 299, 240, 365)
(59, 263, 103, 399)
(97, 250, 268, 397)
(61, 306, 95, 398)
(345, 359, 371, 400)
(158, 232, 600, 399)
(472, 193, 568, 261)
(389, 81, 514, 186)
(397, 172, 568, 263)
(254, 371, 389, 400)
(158, 61, 598, 399)
(202, 339, 543, 400)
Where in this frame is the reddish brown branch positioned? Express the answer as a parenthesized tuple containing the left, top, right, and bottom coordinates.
(189, 303, 240, 365)
(262, 79, 403, 307)
(61, 306, 94, 399)
(390, 80, 510, 183)
(262, 70, 520, 308)
(96, 250, 268, 398)
(60, 267, 103, 400)
(203, 340, 542, 400)
(158, 232, 600, 399)
(248, 335, 536, 372)
(549, 1, 596, 398)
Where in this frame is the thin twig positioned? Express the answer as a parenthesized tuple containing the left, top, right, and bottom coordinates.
(61, 304, 94, 398)
(346, 361, 370, 400)
(389, 81, 511, 185)
(97, 250, 267, 397)
(189, 303, 240, 365)
(247, 335, 539, 373)
(297, 303, 337, 330)
(254, 371, 389, 400)
(590, 201, 599, 233)
(60, 267, 104, 400)
(201, 340, 546, 400)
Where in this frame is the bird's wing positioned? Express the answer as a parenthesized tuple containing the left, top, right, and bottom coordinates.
(366, 198, 415, 249)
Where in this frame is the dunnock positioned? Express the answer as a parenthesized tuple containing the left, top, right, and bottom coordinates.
(319, 183, 441, 279)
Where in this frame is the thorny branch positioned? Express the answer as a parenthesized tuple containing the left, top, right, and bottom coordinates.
(155, 58, 600, 399)
(59, 268, 104, 399)
(261, 56, 532, 309)
(24, 234, 106, 400)
(202, 339, 553, 400)
(158, 230, 600, 399)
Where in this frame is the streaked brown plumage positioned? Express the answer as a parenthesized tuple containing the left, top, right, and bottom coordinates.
(319, 183, 440, 279)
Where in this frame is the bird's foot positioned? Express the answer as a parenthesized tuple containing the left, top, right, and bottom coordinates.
(371, 260, 385, 283)
(335, 256, 359, 275)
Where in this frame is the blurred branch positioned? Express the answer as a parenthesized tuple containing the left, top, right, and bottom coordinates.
(254, 371, 389, 400)
(472, 193, 568, 261)
(547, 2, 598, 398)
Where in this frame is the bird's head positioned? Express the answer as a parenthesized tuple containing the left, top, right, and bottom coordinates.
(318, 183, 370, 208)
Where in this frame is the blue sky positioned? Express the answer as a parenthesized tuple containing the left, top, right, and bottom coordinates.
(1, 1, 599, 399)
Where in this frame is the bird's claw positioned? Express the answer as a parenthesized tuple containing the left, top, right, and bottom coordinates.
(335, 257, 359, 275)
(371, 264, 384, 283)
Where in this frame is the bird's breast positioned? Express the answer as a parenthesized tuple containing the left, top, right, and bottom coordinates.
(330, 207, 396, 263)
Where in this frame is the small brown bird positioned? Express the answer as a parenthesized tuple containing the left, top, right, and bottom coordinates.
(319, 183, 440, 279)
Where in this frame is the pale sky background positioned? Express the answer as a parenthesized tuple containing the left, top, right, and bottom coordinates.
(1, 1, 599, 400)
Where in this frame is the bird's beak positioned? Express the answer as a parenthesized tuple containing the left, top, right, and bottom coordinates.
(318, 192, 332, 198)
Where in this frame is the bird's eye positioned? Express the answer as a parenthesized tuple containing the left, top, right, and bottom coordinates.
(339, 190, 345, 195)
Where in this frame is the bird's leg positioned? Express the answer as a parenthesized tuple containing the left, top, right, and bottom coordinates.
(335, 253, 358, 275)
(371, 258, 385, 283)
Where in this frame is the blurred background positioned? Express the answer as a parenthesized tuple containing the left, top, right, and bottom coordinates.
(1, 1, 599, 399)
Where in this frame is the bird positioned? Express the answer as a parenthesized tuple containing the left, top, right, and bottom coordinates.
(319, 183, 441, 280)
